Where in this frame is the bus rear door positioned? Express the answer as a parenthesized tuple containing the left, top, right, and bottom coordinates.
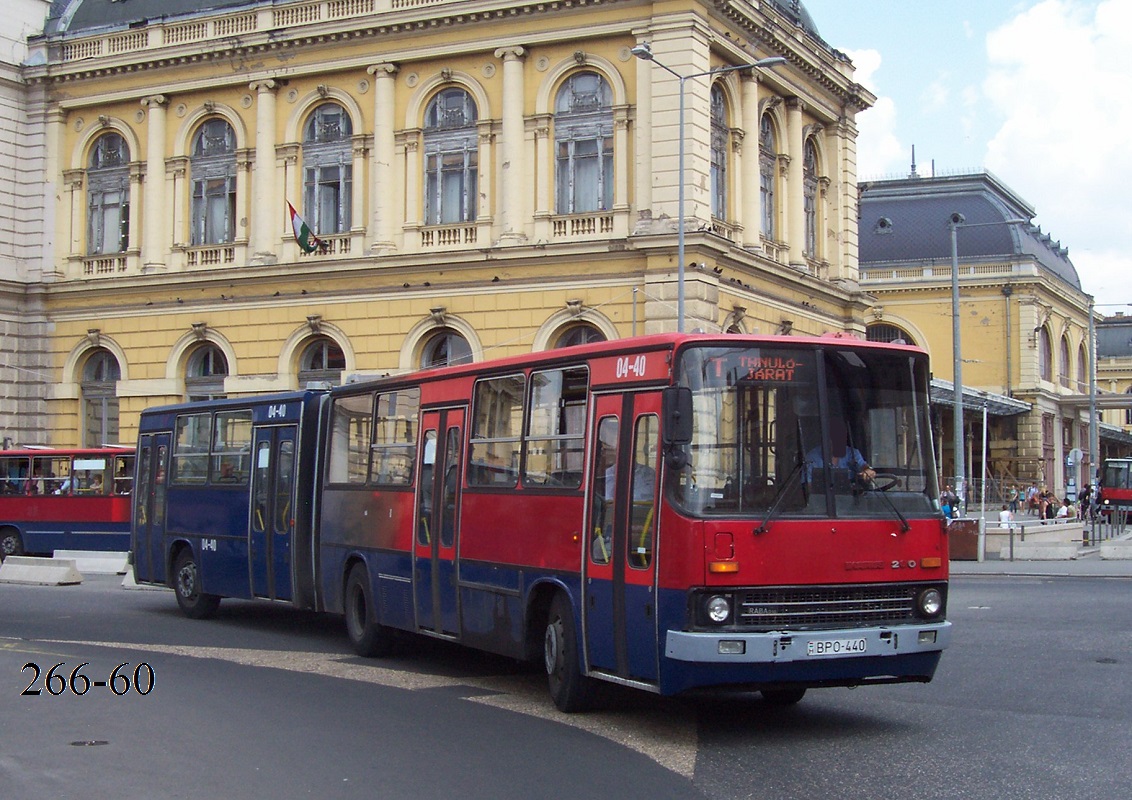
(133, 434, 170, 584)
(250, 425, 297, 601)
(584, 392, 661, 683)
(414, 407, 465, 637)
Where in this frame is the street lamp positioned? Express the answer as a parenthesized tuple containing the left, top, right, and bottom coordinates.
(632, 42, 786, 332)
(948, 213, 1027, 516)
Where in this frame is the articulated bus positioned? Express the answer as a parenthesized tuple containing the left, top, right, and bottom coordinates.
(0, 447, 135, 559)
(1100, 458, 1132, 516)
(132, 333, 951, 710)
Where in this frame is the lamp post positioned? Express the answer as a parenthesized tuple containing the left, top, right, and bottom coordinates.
(632, 42, 785, 332)
(948, 214, 1027, 516)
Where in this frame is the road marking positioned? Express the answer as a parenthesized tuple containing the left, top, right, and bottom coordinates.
(42, 638, 698, 778)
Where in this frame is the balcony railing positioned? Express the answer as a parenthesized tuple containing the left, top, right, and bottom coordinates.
(186, 244, 237, 267)
(419, 224, 478, 248)
(551, 213, 614, 239)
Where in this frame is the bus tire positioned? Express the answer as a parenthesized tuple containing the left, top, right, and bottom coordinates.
(344, 563, 394, 658)
(0, 528, 23, 561)
(761, 687, 806, 706)
(172, 549, 221, 620)
(544, 592, 593, 713)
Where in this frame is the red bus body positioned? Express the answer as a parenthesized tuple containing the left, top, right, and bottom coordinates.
(0, 447, 135, 558)
(1100, 458, 1132, 515)
(134, 333, 950, 709)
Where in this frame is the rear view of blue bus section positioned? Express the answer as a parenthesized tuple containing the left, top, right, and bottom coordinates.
(132, 392, 326, 608)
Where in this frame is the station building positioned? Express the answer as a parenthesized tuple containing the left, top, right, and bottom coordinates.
(4, 0, 876, 448)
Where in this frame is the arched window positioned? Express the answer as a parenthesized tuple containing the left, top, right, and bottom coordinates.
(185, 344, 228, 402)
(759, 115, 777, 239)
(423, 88, 478, 225)
(554, 71, 613, 214)
(803, 138, 819, 258)
(866, 323, 914, 346)
(554, 324, 606, 349)
(1038, 327, 1052, 382)
(299, 337, 346, 387)
(1077, 343, 1088, 393)
(190, 118, 237, 245)
(87, 133, 130, 255)
(421, 329, 472, 369)
(709, 85, 728, 221)
(81, 349, 121, 446)
(1058, 336, 1071, 388)
(302, 103, 352, 235)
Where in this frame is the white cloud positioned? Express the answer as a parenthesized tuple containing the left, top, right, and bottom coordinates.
(839, 48, 906, 178)
(982, 0, 1132, 299)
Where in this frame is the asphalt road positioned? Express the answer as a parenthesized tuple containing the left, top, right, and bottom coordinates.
(2, 573, 1129, 800)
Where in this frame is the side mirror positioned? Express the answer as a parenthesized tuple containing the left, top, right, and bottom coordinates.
(662, 387, 693, 446)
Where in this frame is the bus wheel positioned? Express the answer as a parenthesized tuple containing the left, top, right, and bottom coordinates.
(344, 563, 393, 658)
(0, 528, 23, 561)
(761, 687, 806, 706)
(172, 550, 221, 620)
(544, 592, 593, 713)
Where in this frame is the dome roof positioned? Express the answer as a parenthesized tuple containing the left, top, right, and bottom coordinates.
(769, 0, 821, 38)
(859, 172, 1081, 291)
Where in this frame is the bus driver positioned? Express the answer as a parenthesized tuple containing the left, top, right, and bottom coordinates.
(806, 416, 875, 486)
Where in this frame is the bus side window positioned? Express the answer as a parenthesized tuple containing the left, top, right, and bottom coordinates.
(591, 417, 618, 565)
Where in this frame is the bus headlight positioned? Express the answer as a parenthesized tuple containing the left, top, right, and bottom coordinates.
(916, 587, 944, 618)
(706, 595, 732, 624)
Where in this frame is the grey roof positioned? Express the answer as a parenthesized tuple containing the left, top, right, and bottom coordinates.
(930, 378, 1031, 417)
(1097, 316, 1132, 358)
(859, 172, 1081, 292)
(770, 0, 821, 38)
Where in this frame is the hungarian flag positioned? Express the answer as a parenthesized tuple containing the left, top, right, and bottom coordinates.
(288, 201, 324, 253)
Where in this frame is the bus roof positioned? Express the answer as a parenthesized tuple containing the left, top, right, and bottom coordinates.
(0, 446, 135, 457)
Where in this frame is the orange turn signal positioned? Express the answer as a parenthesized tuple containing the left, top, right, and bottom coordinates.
(921, 557, 942, 568)
(709, 561, 740, 573)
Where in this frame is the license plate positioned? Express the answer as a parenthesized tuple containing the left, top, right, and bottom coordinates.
(806, 637, 867, 657)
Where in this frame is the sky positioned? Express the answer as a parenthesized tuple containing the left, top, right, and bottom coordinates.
(801, 0, 1131, 309)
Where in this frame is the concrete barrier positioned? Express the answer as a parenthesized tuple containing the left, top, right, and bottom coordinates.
(998, 541, 1079, 560)
(0, 555, 83, 585)
(53, 550, 129, 575)
(120, 570, 169, 591)
(1099, 540, 1132, 560)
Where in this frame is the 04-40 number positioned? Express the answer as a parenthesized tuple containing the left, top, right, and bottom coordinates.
(22, 662, 154, 696)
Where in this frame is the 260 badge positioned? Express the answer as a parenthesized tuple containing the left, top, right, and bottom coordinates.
(22, 662, 154, 696)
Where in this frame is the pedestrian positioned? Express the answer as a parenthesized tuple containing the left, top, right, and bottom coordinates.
(1007, 483, 1019, 514)
(1025, 482, 1039, 515)
(998, 503, 1014, 528)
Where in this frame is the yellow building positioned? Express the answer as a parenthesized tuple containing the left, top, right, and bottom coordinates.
(859, 171, 1132, 501)
(9, 0, 879, 448)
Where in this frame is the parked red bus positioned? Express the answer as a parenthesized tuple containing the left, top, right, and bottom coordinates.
(133, 333, 950, 710)
(0, 447, 135, 559)
(1099, 458, 1132, 515)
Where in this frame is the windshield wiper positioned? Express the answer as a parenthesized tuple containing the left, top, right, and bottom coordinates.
(862, 480, 910, 532)
(754, 460, 804, 535)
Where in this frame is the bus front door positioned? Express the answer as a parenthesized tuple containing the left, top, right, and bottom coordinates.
(133, 433, 170, 584)
(584, 392, 661, 683)
(413, 408, 464, 637)
(250, 425, 297, 601)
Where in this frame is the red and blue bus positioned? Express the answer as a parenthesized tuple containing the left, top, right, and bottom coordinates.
(1099, 458, 1132, 516)
(132, 333, 951, 710)
(0, 447, 135, 559)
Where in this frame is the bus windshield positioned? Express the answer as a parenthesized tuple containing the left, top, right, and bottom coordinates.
(670, 343, 938, 519)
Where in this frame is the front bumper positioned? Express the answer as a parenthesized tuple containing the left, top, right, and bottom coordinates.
(665, 620, 952, 664)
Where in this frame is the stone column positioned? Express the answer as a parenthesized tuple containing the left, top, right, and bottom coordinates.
(367, 63, 398, 252)
(785, 97, 805, 269)
(249, 80, 278, 264)
(740, 73, 760, 249)
(494, 46, 526, 244)
(140, 95, 168, 271)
